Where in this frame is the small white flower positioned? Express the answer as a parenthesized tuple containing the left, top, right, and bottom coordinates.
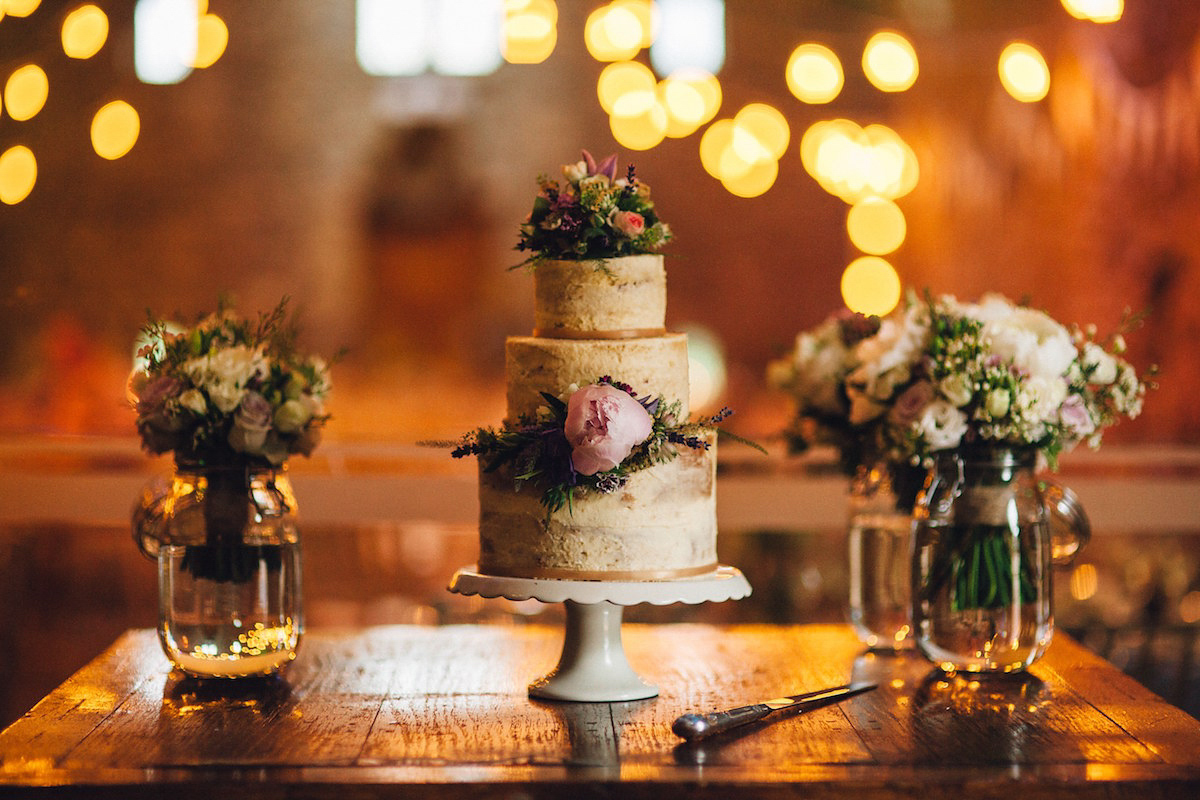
(916, 400, 968, 451)
(1082, 342, 1118, 385)
(939, 373, 973, 407)
(986, 389, 1011, 419)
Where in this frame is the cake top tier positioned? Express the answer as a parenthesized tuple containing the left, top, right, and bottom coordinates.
(533, 255, 666, 337)
(515, 150, 671, 266)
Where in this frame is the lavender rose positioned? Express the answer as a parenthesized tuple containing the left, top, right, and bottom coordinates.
(135, 375, 184, 415)
(889, 381, 934, 426)
(228, 391, 273, 454)
(564, 383, 654, 476)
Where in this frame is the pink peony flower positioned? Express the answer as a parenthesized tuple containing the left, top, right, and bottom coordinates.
(564, 383, 654, 476)
(1059, 394, 1096, 439)
(610, 209, 645, 237)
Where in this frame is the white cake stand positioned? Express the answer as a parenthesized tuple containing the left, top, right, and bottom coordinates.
(448, 565, 751, 702)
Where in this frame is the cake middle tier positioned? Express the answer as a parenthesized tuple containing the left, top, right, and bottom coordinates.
(505, 333, 691, 422)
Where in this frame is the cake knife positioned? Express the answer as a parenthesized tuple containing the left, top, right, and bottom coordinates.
(671, 682, 877, 741)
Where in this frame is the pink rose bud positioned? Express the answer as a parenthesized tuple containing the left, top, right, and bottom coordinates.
(564, 383, 654, 476)
(610, 209, 645, 238)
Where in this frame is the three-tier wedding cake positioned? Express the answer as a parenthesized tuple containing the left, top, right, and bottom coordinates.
(453, 151, 723, 580)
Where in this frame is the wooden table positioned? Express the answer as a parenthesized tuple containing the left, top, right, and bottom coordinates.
(2, 624, 1200, 798)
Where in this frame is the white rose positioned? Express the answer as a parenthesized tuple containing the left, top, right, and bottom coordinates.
(916, 400, 968, 451)
(273, 399, 311, 434)
(986, 389, 1011, 419)
(178, 388, 207, 414)
(1016, 376, 1068, 423)
(1082, 342, 1118, 385)
(939, 374, 974, 407)
(206, 382, 245, 414)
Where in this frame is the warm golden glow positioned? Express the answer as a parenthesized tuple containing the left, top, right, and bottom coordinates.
(699, 118, 735, 179)
(999, 42, 1050, 102)
(0, 145, 37, 205)
(659, 69, 721, 138)
(597, 60, 656, 113)
(91, 100, 141, 160)
(585, 3, 641, 62)
(847, 197, 906, 255)
(801, 119, 919, 203)
(1061, 0, 1122, 23)
(721, 156, 777, 198)
(862, 31, 918, 92)
(4, 64, 49, 122)
(841, 256, 901, 315)
(1181, 591, 1200, 625)
(192, 12, 228, 68)
(615, 0, 655, 48)
(734, 103, 789, 160)
(62, 4, 109, 60)
(1069, 563, 1099, 601)
(3, 0, 41, 17)
(609, 91, 666, 150)
(502, 0, 557, 64)
(786, 43, 843, 104)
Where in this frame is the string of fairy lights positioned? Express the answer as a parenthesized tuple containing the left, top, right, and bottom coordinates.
(2, 0, 1126, 313)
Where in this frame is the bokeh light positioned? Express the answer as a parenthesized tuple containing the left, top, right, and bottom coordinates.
(0, 145, 37, 205)
(1061, 0, 1122, 23)
(62, 5, 109, 60)
(4, 64, 49, 122)
(192, 12, 228, 68)
(700, 104, 788, 196)
(659, 69, 721, 138)
(609, 90, 666, 150)
(841, 256, 902, 316)
(721, 157, 777, 198)
(862, 31, 918, 92)
(734, 103, 789, 160)
(786, 43, 843, 104)
(135, 0, 197, 84)
(585, 3, 642, 62)
(91, 100, 141, 160)
(847, 197, 907, 255)
(502, 0, 557, 64)
(4, 0, 41, 17)
(999, 42, 1050, 102)
(597, 60, 656, 113)
(685, 325, 727, 412)
(800, 119, 919, 203)
(650, 0, 724, 77)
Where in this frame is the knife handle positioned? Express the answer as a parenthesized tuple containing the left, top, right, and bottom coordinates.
(672, 703, 772, 741)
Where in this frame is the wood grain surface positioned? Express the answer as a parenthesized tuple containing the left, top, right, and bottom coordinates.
(2, 624, 1200, 799)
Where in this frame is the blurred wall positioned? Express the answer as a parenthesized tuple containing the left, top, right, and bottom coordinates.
(0, 0, 1195, 444)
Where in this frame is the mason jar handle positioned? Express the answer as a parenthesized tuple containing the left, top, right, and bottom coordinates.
(1039, 480, 1091, 566)
(130, 472, 173, 561)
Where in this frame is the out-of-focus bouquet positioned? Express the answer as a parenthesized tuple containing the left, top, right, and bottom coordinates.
(770, 292, 1153, 470)
(514, 149, 672, 266)
(128, 299, 331, 467)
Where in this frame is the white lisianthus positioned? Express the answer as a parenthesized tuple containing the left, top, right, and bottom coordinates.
(939, 373, 973, 407)
(1082, 342, 1118, 385)
(916, 400, 968, 451)
(178, 388, 207, 415)
(1015, 376, 1068, 423)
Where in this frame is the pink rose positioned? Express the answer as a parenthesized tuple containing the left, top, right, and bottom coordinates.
(609, 209, 645, 238)
(888, 381, 935, 426)
(564, 383, 654, 476)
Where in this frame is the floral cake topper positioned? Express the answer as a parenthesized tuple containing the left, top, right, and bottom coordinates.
(452, 378, 740, 513)
(514, 149, 672, 267)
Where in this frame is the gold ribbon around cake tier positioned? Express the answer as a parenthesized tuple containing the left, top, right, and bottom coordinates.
(532, 327, 668, 340)
(481, 562, 720, 581)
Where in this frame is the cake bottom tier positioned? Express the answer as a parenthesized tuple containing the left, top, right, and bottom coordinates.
(477, 443, 718, 580)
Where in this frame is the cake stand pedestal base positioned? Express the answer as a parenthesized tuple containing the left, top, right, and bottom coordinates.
(448, 566, 751, 702)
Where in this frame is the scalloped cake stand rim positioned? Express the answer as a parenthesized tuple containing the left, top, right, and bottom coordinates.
(447, 564, 751, 607)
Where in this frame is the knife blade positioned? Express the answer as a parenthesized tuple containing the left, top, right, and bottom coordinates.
(671, 682, 877, 741)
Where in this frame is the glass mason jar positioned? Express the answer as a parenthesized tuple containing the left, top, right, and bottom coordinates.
(132, 462, 303, 678)
(911, 447, 1089, 672)
(847, 461, 924, 649)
